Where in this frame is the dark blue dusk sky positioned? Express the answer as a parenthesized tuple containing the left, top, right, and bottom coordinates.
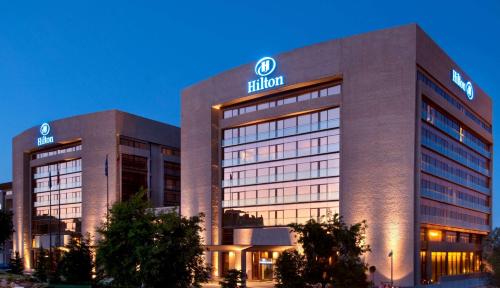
(1, 1, 499, 223)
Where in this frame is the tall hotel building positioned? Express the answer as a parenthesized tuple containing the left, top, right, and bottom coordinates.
(12, 110, 180, 269)
(181, 24, 492, 286)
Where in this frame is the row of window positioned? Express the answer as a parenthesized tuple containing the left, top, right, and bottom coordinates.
(35, 174, 82, 189)
(120, 137, 149, 150)
(34, 159, 82, 179)
(422, 124, 488, 175)
(161, 146, 180, 157)
(422, 101, 490, 157)
(421, 251, 481, 284)
(222, 108, 339, 146)
(223, 84, 341, 119)
(35, 205, 82, 219)
(223, 132, 339, 167)
(223, 182, 339, 208)
(421, 152, 489, 194)
(223, 206, 338, 227)
(35, 190, 82, 205)
(421, 204, 488, 226)
(164, 161, 180, 206)
(422, 229, 481, 244)
(32, 218, 81, 235)
(32, 144, 82, 160)
(223, 156, 339, 187)
(418, 71, 491, 133)
(421, 178, 489, 212)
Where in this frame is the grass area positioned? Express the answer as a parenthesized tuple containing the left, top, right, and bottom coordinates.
(0, 271, 48, 288)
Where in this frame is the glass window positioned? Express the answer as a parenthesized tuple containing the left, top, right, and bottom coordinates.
(298, 93, 310, 102)
(257, 102, 269, 110)
(245, 105, 257, 113)
(283, 97, 297, 104)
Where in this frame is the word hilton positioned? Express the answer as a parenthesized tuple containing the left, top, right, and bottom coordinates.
(37, 135, 54, 146)
(248, 75, 284, 93)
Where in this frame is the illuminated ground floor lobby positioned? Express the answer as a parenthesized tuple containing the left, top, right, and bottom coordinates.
(207, 245, 294, 281)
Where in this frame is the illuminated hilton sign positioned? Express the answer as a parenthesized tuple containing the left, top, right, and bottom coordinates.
(37, 122, 54, 146)
(452, 69, 474, 100)
(247, 57, 285, 93)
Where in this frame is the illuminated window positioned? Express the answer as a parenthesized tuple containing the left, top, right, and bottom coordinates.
(428, 230, 442, 242)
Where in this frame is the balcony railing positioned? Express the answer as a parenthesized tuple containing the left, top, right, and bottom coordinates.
(421, 163, 489, 194)
(422, 137, 489, 176)
(222, 118, 340, 147)
(222, 168, 339, 188)
(34, 196, 83, 207)
(34, 166, 82, 179)
(34, 182, 82, 193)
(421, 215, 489, 232)
(222, 191, 339, 208)
(421, 188, 490, 214)
(222, 143, 339, 167)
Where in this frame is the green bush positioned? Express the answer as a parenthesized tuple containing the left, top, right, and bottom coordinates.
(275, 250, 306, 288)
(9, 252, 24, 274)
(219, 269, 245, 288)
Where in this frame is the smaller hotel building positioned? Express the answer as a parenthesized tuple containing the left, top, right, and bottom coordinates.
(0, 182, 13, 267)
(12, 110, 180, 269)
(181, 24, 493, 287)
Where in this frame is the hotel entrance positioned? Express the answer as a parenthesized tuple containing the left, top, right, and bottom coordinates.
(251, 251, 278, 281)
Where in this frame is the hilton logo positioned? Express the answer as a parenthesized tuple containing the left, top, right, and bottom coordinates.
(452, 69, 474, 100)
(247, 57, 285, 93)
(37, 122, 54, 146)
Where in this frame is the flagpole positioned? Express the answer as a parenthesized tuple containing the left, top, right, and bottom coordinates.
(48, 170, 52, 271)
(57, 167, 61, 248)
(105, 155, 109, 224)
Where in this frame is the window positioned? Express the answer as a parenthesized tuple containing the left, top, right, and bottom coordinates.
(222, 84, 342, 119)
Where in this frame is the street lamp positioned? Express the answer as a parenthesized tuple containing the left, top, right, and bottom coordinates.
(388, 250, 393, 287)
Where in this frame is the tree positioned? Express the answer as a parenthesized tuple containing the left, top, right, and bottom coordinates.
(274, 249, 306, 288)
(140, 212, 211, 288)
(96, 189, 211, 288)
(219, 269, 245, 288)
(57, 236, 93, 284)
(9, 252, 24, 274)
(485, 227, 500, 286)
(0, 210, 14, 249)
(34, 246, 50, 282)
(287, 213, 371, 288)
(96, 189, 155, 288)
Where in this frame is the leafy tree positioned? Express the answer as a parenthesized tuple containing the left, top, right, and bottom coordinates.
(96, 189, 155, 288)
(0, 210, 14, 248)
(485, 227, 500, 286)
(57, 236, 93, 284)
(219, 269, 245, 288)
(141, 212, 211, 288)
(275, 249, 306, 288)
(287, 213, 371, 288)
(9, 251, 24, 274)
(96, 189, 211, 288)
(34, 246, 50, 282)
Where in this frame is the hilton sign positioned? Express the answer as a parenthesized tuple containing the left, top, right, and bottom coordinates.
(247, 57, 285, 93)
(451, 69, 474, 100)
(37, 122, 54, 146)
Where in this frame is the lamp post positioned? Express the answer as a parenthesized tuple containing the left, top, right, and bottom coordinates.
(388, 250, 393, 287)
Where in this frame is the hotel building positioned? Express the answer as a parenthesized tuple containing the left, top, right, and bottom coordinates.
(12, 110, 180, 269)
(181, 24, 492, 286)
